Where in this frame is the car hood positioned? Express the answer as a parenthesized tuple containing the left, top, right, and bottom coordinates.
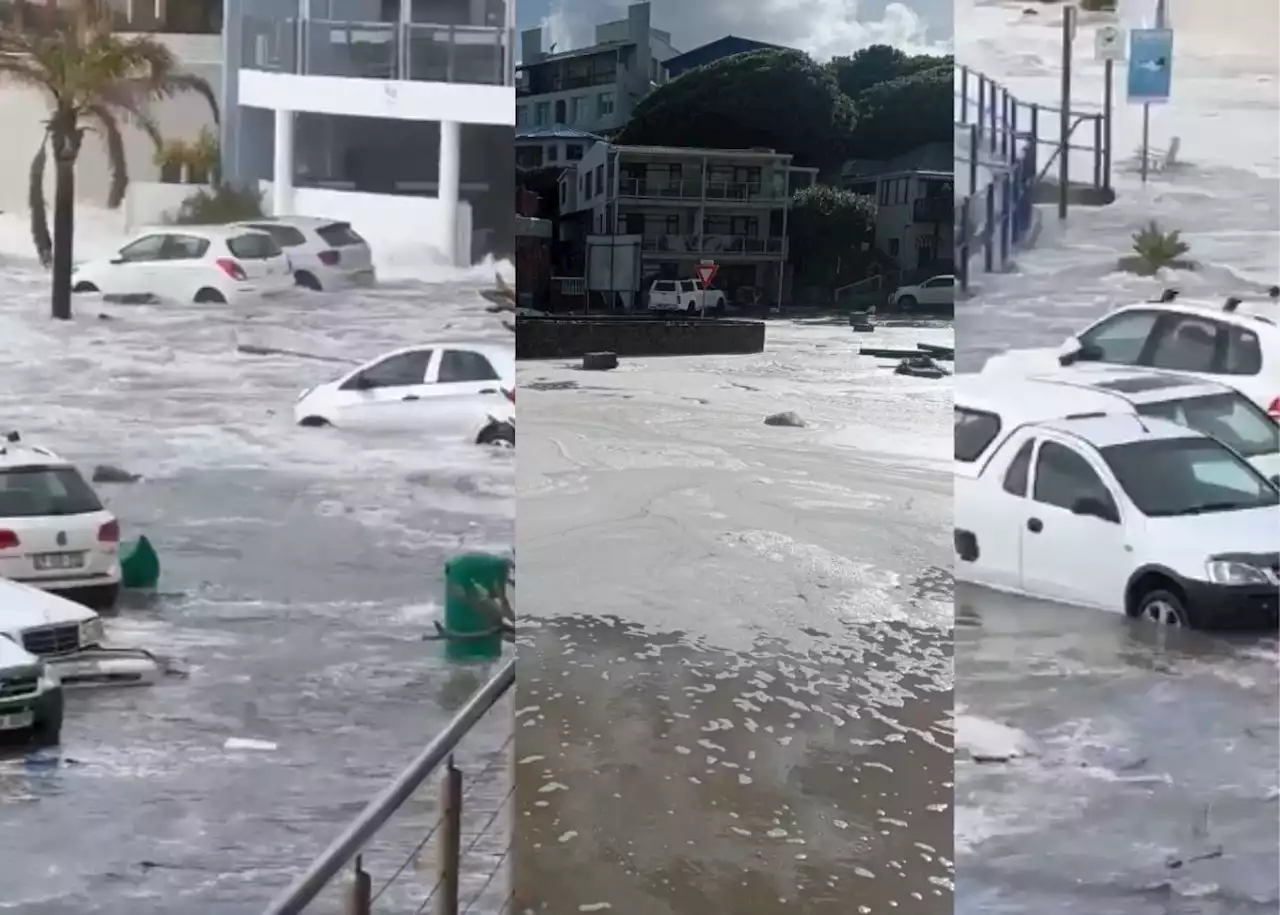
(1146, 504, 1280, 558)
(0, 633, 39, 669)
(0, 577, 96, 631)
(980, 347, 1062, 375)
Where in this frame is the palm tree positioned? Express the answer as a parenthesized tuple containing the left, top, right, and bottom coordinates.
(0, 0, 219, 319)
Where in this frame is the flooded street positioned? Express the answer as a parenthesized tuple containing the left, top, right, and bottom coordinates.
(0, 262, 514, 913)
(515, 322, 955, 913)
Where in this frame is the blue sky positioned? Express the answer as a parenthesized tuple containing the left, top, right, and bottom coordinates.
(517, 0, 951, 62)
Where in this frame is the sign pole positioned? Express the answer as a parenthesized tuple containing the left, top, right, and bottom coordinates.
(1103, 59, 1113, 192)
(1058, 5, 1074, 221)
(1140, 104, 1151, 183)
(695, 260, 717, 319)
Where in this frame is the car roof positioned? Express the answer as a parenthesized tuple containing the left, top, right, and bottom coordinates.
(1022, 365, 1234, 403)
(242, 216, 348, 229)
(131, 224, 270, 240)
(0, 438, 69, 469)
(363, 342, 514, 365)
(1034, 413, 1204, 448)
(1110, 299, 1280, 332)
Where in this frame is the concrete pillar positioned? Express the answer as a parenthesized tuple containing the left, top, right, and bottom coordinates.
(273, 108, 295, 216)
(220, 0, 244, 184)
(438, 119, 461, 266)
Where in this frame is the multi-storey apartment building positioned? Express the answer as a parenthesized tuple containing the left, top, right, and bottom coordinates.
(515, 1, 677, 138)
(558, 142, 816, 305)
(220, 0, 514, 264)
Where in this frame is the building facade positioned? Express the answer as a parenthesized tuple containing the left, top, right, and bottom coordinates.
(842, 143, 954, 277)
(558, 142, 816, 305)
(220, 0, 514, 264)
(515, 125, 604, 170)
(515, 2, 677, 138)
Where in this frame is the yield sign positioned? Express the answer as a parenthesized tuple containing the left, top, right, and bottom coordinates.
(695, 262, 718, 287)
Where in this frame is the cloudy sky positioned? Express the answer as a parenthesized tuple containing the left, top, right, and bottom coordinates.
(516, 0, 952, 63)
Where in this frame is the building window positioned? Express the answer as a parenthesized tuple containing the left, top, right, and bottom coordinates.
(570, 96, 587, 123)
(888, 238, 900, 257)
(515, 146, 544, 168)
(554, 99, 567, 124)
(535, 102, 550, 126)
(594, 164, 605, 196)
(566, 144, 584, 161)
(546, 144, 559, 163)
(584, 171, 593, 198)
(597, 91, 615, 118)
(560, 182, 567, 206)
(515, 105, 528, 126)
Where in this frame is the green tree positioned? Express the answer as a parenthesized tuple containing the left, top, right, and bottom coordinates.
(844, 61, 952, 161)
(788, 185, 877, 286)
(828, 45, 946, 101)
(0, 0, 219, 319)
(617, 49, 855, 170)
(1126, 220, 1192, 275)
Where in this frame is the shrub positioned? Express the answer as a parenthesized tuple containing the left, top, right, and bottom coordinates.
(1123, 220, 1192, 275)
(1080, 0, 1117, 10)
(169, 183, 264, 224)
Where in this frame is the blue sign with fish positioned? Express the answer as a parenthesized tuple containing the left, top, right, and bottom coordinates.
(1127, 28, 1173, 104)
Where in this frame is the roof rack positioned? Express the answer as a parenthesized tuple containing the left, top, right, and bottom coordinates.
(1224, 296, 1243, 312)
(1155, 288, 1179, 303)
(5, 431, 18, 443)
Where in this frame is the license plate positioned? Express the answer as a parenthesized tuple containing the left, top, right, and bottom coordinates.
(0, 709, 34, 731)
(33, 552, 85, 571)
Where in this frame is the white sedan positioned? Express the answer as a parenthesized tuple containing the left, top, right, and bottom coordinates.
(294, 343, 515, 440)
(72, 225, 296, 305)
(890, 275, 954, 311)
(233, 216, 376, 291)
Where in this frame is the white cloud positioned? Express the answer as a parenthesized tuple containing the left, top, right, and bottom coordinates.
(536, 0, 951, 62)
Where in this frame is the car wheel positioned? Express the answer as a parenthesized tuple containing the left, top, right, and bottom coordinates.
(30, 688, 64, 748)
(1133, 586, 1193, 628)
(897, 295, 917, 311)
(686, 302, 698, 315)
(73, 281, 99, 293)
(77, 583, 120, 613)
(295, 270, 323, 291)
(194, 287, 226, 304)
(298, 415, 332, 428)
(476, 419, 514, 447)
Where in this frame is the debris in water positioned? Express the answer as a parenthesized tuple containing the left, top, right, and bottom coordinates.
(223, 737, 278, 752)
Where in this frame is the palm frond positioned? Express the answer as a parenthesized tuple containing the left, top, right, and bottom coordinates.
(161, 72, 220, 124)
(28, 137, 51, 266)
(87, 105, 129, 208)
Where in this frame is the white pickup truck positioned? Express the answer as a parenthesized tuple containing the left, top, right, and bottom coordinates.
(954, 410, 1280, 630)
(647, 278, 727, 315)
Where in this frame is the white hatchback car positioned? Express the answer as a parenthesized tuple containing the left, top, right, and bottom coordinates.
(294, 343, 515, 439)
(234, 216, 376, 291)
(72, 225, 296, 305)
(981, 296, 1280, 417)
(890, 275, 955, 311)
(0, 436, 121, 610)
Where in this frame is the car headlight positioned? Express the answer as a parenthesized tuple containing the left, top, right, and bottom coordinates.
(1204, 560, 1273, 586)
(80, 616, 105, 647)
(37, 659, 60, 688)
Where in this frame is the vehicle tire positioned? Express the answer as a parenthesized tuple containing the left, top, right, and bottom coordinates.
(298, 415, 332, 428)
(73, 281, 99, 293)
(686, 301, 698, 315)
(78, 582, 120, 613)
(476, 420, 515, 447)
(897, 295, 917, 311)
(294, 270, 323, 291)
(30, 687, 64, 748)
(1131, 584, 1194, 628)
(193, 287, 226, 304)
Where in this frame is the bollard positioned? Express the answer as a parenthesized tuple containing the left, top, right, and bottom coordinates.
(345, 856, 372, 915)
(437, 761, 463, 915)
(442, 552, 511, 662)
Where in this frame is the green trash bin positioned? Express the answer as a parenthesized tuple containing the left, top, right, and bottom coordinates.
(119, 535, 160, 589)
(442, 552, 511, 662)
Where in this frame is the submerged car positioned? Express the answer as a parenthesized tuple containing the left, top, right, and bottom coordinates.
(294, 343, 515, 442)
(0, 577, 162, 687)
(0, 634, 63, 746)
(233, 216, 376, 291)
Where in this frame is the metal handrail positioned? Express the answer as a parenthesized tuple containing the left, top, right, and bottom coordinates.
(261, 657, 515, 915)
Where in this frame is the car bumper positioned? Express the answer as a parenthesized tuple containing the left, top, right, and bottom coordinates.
(46, 646, 163, 687)
(1183, 580, 1279, 630)
(0, 683, 62, 734)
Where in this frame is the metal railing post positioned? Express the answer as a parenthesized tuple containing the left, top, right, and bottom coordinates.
(960, 65, 969, 123)
(988, 80, 998, 154)
(1093, 115, 1102, 189)
(1000, 172, 1011, 268)
(437, 761, 463, 915)
(968, 123, 979, 196)
(958, 197, 970, 292)
(976, 73, 986, 135)
(345, 857, 372, 915)
(984, 183, 995, 274)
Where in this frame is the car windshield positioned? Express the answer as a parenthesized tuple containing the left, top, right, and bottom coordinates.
(1101, 436, 1280, 517)
(1136, 392, 1280, 459)
(0, 466, 104, 517)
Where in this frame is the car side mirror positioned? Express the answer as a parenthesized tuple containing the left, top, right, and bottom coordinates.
(110, 257, 125, 265)
(1269, 474, 1280, 489)
(1072, 496, 1118, 523)
(1056, 336, 1083, 365)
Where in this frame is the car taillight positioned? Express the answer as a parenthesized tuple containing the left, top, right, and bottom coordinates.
(318, 250, 340, 266)
(1268, 396, 1280, 419)
(98, 520, 120, 543)
(0, 529, 19, 549)
(503, 388, 515, 403)
(215, 258, 248, 281)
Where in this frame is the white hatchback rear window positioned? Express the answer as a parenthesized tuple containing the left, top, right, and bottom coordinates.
(227, 234, 283, 260)
(955, 407, 1002, 462)
(0, 467, 103, 517)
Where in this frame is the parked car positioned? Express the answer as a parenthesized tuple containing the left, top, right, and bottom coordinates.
(294, 343, 515, 440)
(0, 434, 121, 610)
(72, 226, 296, 304)
(647, 278, 726, 315)
(955, 411, 1279, 630)
(889, 275, 954, 312)
(0, 576, 162, 686)
(233, 216, 376, 291)
(0, 633, 63, 746)
(958, 366, 1280, 481)
(981, 296, 1280, 417)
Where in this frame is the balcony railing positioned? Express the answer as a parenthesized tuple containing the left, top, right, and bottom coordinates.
(243, 17, 506, 85)
(640, 234, 787, 257)
(912, 197, 953, 224)
(618, 177, 788, 203)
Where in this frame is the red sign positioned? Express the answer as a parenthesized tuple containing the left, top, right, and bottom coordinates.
(695, 262, 718, 287)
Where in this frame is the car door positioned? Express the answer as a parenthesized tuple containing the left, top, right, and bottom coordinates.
(100, 234, 168, 298)
(420, 349, 508, 436)
(332, 349, 433, 427)
(922, 276, 954, 307)
(1145, 313, 1267, 395)
(148, 233, 212, 300)
(1075, 308, 1164, 366)
(1018, 437, 1130, 611)
(971, 434, 1038, 592)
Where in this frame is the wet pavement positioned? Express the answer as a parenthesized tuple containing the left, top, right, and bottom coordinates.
(514, 322, 956, 913)
(0, 269, 514, 913)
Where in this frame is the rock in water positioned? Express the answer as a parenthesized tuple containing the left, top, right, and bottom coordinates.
(764, 411, 805, 428)
(582, 352, 619, 371)
(92, 464, 141, 483)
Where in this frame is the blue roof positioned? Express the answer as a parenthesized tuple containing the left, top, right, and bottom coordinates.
(516, 125, 605, 142)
